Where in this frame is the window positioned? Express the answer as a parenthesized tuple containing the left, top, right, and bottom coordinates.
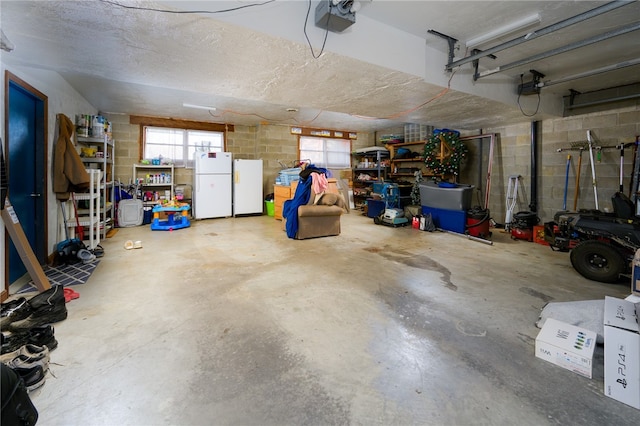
(299, 136, 351, 168)
(144, 127, 224, 168)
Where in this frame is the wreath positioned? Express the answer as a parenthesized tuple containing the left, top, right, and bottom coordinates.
(424, 129, 468, 176)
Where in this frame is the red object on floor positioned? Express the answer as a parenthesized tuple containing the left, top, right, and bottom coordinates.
(64, 287, 80, 302)
(511, 227, 533, 242)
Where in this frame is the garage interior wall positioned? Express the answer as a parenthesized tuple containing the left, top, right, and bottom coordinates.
(1, 61, 639, 292)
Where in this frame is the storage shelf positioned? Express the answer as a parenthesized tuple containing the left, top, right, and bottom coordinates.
(354, 167, 389, 172)
(81, 157, 113, 164)
(77, 136, 114, 147)
(133, 164, 175, 204)
(392, 158, 424, 162)
(134, 164, 175, 169)
(76, 133, 114, 239)
(387, 141, 426, 147)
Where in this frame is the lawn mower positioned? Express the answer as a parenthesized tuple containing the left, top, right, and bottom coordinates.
(544, 192, 640, 283)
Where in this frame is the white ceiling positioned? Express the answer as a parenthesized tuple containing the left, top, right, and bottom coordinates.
(1, 0, 639, 132)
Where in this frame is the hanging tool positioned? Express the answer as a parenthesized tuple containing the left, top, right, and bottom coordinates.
(618, 142, 625, 193)
(505, 175, 520, 230)
(573, 149, 583, 211)
(563, 154, 571, 210)
(586, 130, 599, 210)
(631, 136, 640, 203)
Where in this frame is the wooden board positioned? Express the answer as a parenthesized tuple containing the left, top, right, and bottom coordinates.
(2, 200, 51, 292)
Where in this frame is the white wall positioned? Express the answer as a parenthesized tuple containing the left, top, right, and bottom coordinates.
(0, 61, 96, 290)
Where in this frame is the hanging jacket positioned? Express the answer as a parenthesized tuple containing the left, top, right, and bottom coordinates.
(53, 114, 89, 201)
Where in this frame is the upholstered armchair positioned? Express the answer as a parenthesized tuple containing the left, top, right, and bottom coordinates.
(295, 188, 349, 239)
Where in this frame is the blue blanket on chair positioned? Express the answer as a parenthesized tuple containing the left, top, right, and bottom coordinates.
(282, 176, 312, 239)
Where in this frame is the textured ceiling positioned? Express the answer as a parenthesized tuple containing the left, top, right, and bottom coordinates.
(1, 0, 638, 132)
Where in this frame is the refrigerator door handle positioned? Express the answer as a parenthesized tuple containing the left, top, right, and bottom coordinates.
(234, 171, 240, 184)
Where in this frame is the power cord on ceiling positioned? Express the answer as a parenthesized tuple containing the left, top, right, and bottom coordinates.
(351, 67, 459, 121)
(98, 0, 276, 14)
(517, 74, 541, 117)
(304, 0, 330, 59)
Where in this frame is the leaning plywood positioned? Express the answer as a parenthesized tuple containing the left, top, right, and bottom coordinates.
(2, 199, 50, 292)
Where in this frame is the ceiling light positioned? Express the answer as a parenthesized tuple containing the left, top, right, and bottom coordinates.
(466, 14, 541, 48)
(182, 103, 216, 111)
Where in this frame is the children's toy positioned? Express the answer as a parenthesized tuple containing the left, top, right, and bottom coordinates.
(151, 202, 191, 231)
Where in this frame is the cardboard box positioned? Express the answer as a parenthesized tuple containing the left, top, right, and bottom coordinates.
(603, 296, 640, 409)
(535, 318, 596, 378)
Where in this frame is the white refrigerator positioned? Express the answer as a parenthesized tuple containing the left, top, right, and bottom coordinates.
(233, 159, 263, 216)
(193, 152, 232, 219)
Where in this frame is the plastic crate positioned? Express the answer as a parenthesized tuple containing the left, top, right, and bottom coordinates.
(278, 168, 301, 186)
(421, 206, 466, 234)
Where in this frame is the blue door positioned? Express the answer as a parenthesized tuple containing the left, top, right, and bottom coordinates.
(6, 75, 47, 284)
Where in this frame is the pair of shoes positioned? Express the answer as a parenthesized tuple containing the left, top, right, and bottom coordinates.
(0, 344, 49, 365)
(2, 326, 59, 354)
(12, 364, 46, 392)
(124, 240, 143, 250)
(1, 298, 33, 328)
(92, 244, 105, 258)
(4, 353, 49, 373)
(6, 285, 68, 331)
(77, 249, 96, 264)
(63, 287, 80, 302)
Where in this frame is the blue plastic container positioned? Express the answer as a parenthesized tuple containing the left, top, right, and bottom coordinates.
(367, 199, 386, 218)
(421, 206, 467, 234)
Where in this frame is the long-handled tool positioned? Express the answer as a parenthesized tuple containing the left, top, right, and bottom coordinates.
(505, 175, 520, 230)
(586, 130, 599, 210)
(563, 154, 571, 210)
(573, 149, 583, 211)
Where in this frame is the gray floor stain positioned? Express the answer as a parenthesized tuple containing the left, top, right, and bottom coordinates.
(366, 247, 457, 291)
(519, 287, 554, 302)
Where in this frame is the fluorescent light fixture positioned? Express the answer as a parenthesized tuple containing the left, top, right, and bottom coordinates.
(466, 14, 541, 48)
(182, 103, 216, 111)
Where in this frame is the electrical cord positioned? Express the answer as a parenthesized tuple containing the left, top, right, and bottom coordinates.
(351, 66, 459, 121)
(304, 0, 330, 59)
(99, 0, 276, 14)
(517, 74, 541, 117)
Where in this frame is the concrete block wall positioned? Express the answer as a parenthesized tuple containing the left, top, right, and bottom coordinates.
(481, 104, 639, 225)
(104, 117, 370, 201)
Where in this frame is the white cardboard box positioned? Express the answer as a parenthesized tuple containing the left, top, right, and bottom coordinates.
(535, 318, 596, 378)
(603, 296, 640, 409)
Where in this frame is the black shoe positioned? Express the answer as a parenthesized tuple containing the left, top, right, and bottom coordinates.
(1, 332, 28, 355)
(2, 326, 58, 354)
(26, 285, 65, 311)
(0, 298, 33, 328)
(26, 326, 58, 351)
(12, 365, 46, 392)
(8, 286, 67, 331)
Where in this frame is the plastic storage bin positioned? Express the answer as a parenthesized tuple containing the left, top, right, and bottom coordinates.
(265, 200, 275, 217)
(419, 181, 474, 211)
(422, 206, 467, 234)
(367, 199, 386, 218)
(278, 168, 301, 186)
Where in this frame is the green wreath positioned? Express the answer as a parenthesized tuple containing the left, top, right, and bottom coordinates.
(424, 130, 468, 176)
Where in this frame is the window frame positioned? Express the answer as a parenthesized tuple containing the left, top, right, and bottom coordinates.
(143, 127, 225, 169)
(130, 115, 232, 169)
(299, 136, 352, 169)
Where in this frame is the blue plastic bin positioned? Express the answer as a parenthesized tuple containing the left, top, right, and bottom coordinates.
(421, 206, 467, 234)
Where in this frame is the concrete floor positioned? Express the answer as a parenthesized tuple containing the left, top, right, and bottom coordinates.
(16, 212, 640, 425)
